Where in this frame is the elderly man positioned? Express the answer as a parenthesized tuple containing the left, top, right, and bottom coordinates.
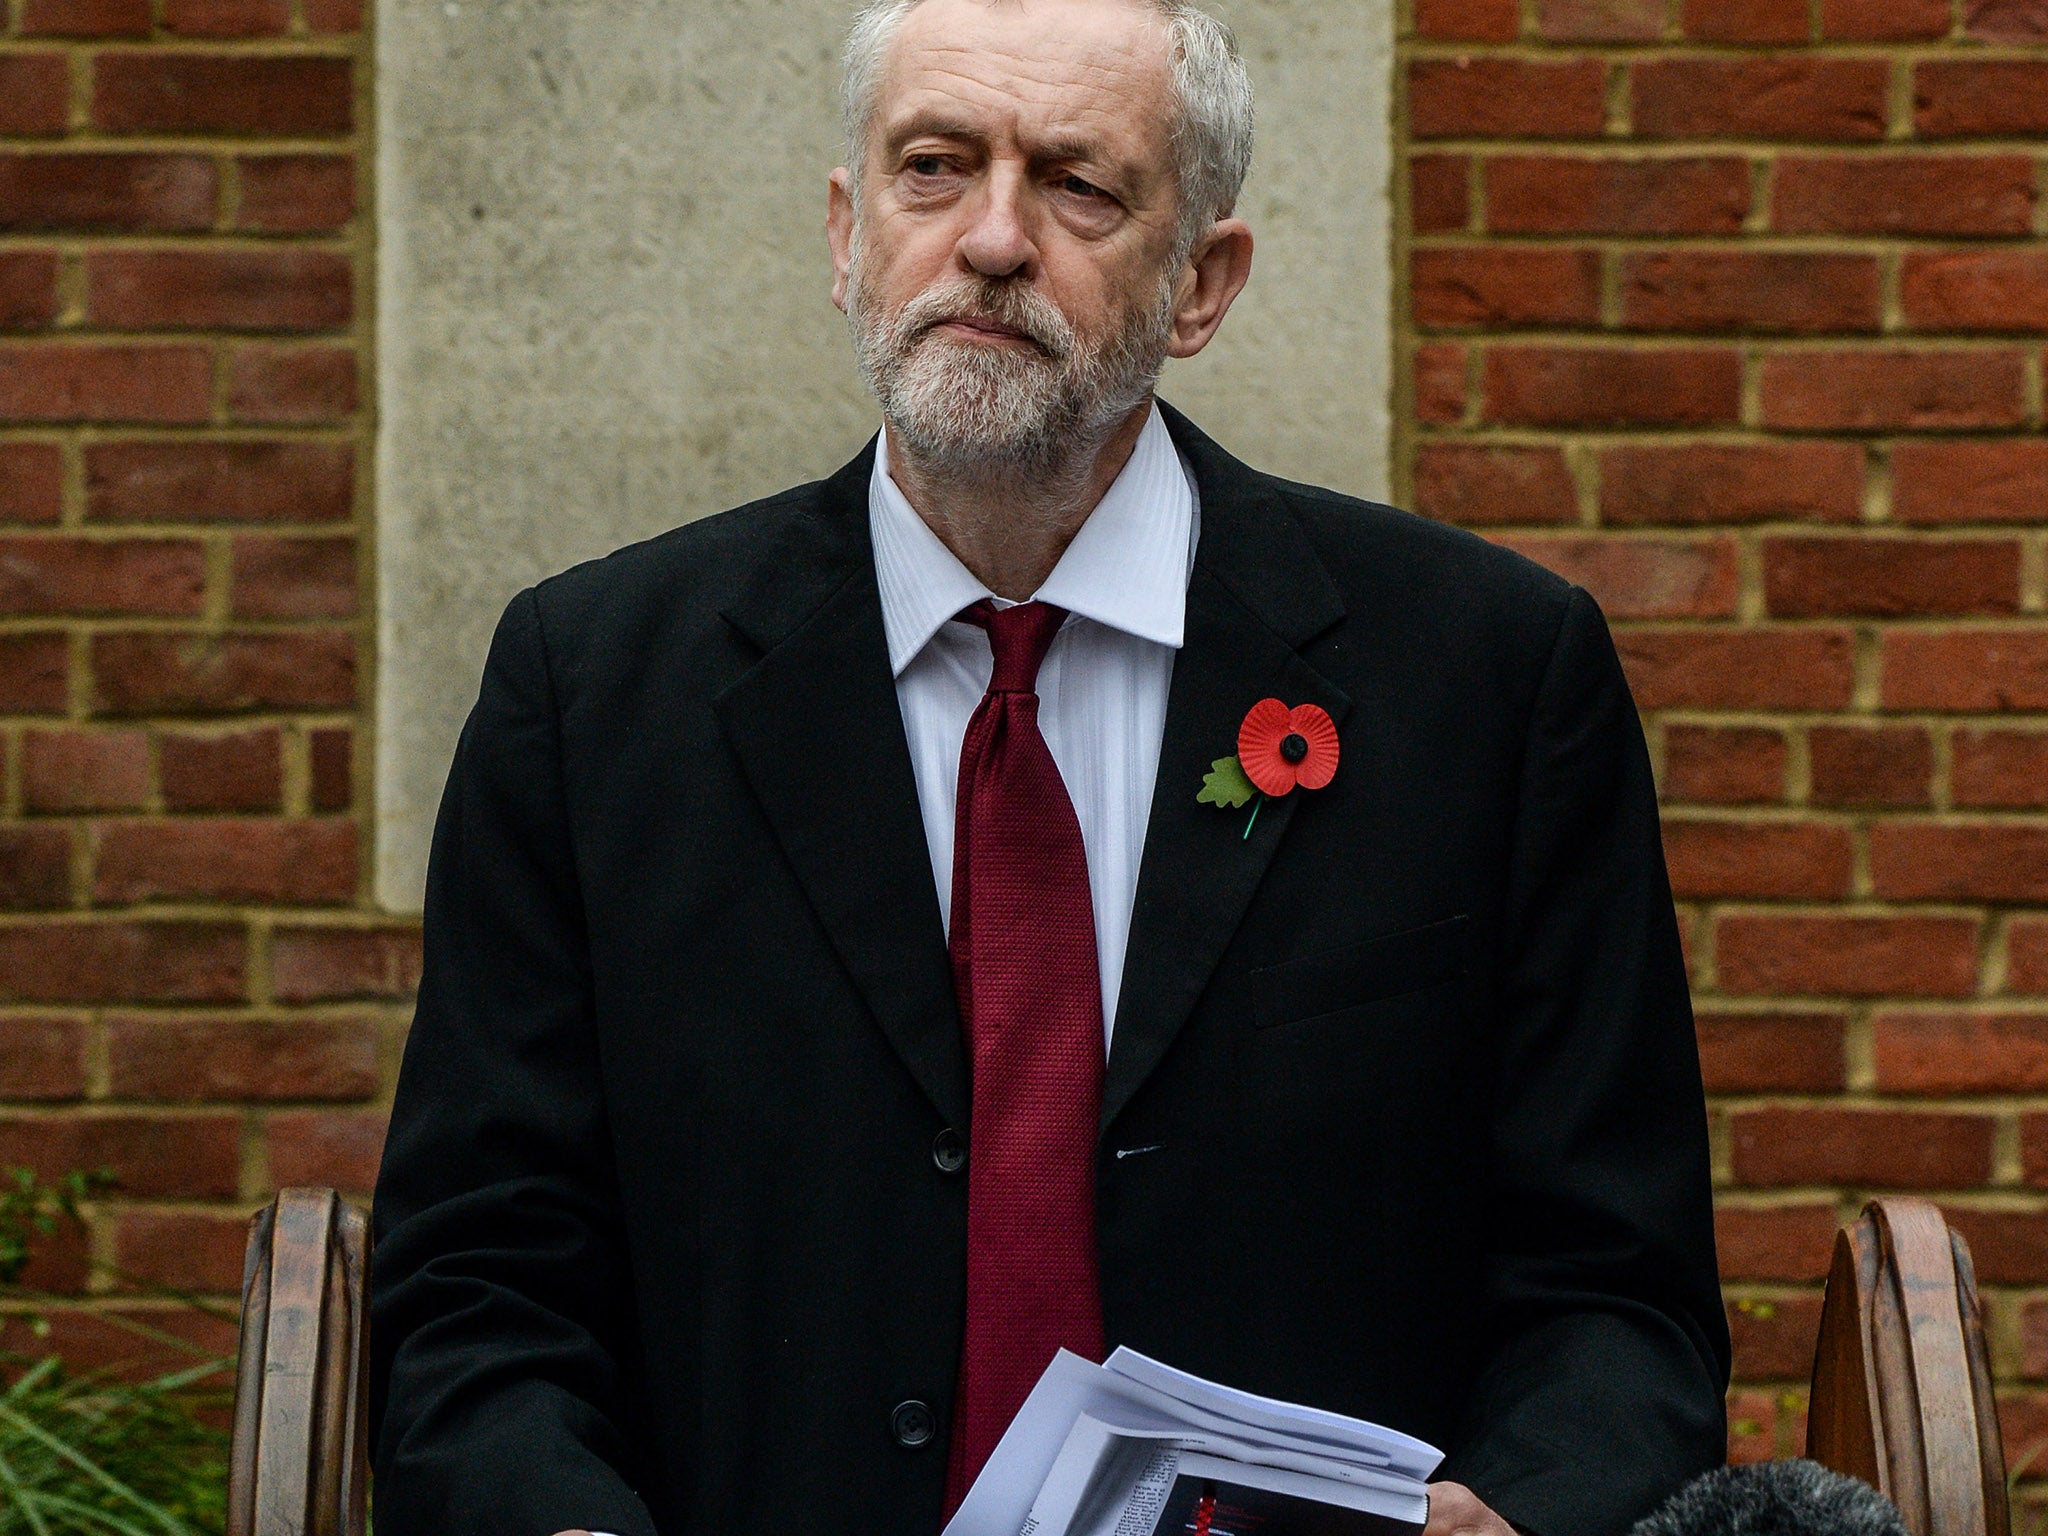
(368, 1, 1730, 1534)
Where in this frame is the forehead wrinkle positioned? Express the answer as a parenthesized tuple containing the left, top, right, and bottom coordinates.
(879, 51, 1172, 170)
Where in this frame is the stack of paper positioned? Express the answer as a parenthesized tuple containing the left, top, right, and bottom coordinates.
(943, 1348, 1443, 1536)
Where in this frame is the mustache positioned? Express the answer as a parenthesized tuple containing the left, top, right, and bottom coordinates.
(894, 278, 1074, 360)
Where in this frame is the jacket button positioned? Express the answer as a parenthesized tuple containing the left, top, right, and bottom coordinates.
(932, 1128, 967, 1175)
(891, 1399, 936, 1449)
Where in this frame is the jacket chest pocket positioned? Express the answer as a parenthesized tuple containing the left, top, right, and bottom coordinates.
(1250, 915, 1470, 1031)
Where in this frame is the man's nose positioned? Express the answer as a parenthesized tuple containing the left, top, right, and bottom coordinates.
(956, 166, 1038, 279)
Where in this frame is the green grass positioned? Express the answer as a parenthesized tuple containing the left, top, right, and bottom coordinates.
(0, 1171, 233, 1536)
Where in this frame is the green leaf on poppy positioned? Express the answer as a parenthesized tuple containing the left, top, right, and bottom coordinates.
(1198, 755, 1257, 809)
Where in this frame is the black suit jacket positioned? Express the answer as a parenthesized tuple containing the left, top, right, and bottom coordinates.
(369, 405, 1730, 1536)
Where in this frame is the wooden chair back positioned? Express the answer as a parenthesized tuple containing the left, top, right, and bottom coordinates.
(225, 1187, 370, 1536)
(1807, 1198, 2008, 1536)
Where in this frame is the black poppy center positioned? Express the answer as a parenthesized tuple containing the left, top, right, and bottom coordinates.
(1280, 732, 1309, 765)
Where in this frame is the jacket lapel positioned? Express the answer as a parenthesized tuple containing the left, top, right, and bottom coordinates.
(1102, 408, 1351, 1132)
(713, 444, 970, 1134)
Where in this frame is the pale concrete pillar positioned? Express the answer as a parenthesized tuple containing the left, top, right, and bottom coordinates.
(376, 0, 1395, 908)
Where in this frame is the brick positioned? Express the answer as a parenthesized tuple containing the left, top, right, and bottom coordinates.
(265, 1107, 384, 1192)
(0, 443, 63, 523)
(2024, 1303, 2048, 1378)
(1965, 0, 2048, 40)
(0, 633, 70, 713)
(1633, 59, 1887, 141)
(1731, 1107, 1994, 1189)
(91, 631, 355, 715)
(0, 153, 217, 233)
(0, 251, 60, 330)
(1621, 253, 1879, 336)
(1955, 731, 2048, 809)
(1717, 1205, 1838, 1283)
(1489, 534, 1737, 619)
(1727, 1293, 1826, 1379)
(86, 440, 355, 524)
(1715, 913, 1979, 998)
(93, 818, 356, 905)
(303, 0, 363, 30)
(1662, 817, 1853, 900)
(0, 920, 245, 1003)
(227, 345, 358, 423)
(0, 55, 70, 138)
(1663, 724, 1787, 806)
(1809, 725, 1933, 809)
(1726, 1388, 1781, 1464)
(0, 1112, 241, 1198)
(1883, 631, 2048, 711)
(13, 1208, 89, 1292)
(1943, 1207, 2048, 1283)
(161, 0, 291, 35)
(1758, 350, 2027, 432)
(310, 726, 352, 812)
(1413, 248, 1600, 329)
(106, 1015, 378, 1100)
(1410, 58, 1607, 140)
(0, 1016, 88, 1100)
(0, 344, 211, 424)
(1483, 347, 1739, 427)
(1537, 0, 1663, 39)
(1487, 156, 1749, 236)
(1902, 251, 2048, 334)
(1822, 0, 1949, 38)
(1416, 0, 1520, 37)
(236, 153, 356, 233)
(1875, 1011, 2048, 1093)
(1683, 0, 1809, 41)
(1415, 343, 1466, 425)
(0, 827, 71, 909)
(110, 1209, 250, 1292)
(1773, 157, 2036, 238)
(19, 0, 151, 34)
(1601, 443, 1863, 526)
(2015, 921, 2048, 994)
(0, 1306, 237, 1378)
(88, 249, 353, 334)
(1618, 629, 1855, 710)
(0, 536, 206, 616)
(1870, 823, 2048, 903)
(1917, 61, 2048, 137)
(21, 728, 150, 813)
(230, 534, 356, 619)
(1414, 445, 1578, 527)
(1411, 155, 1469, 236)
(1696, 1009, 1845, 1091)
(2029, 1124, 2048, 1188)
(159, 727, 282, 812)
(270, 924, 421, 1002)
(93, 54, 354, 137)
(1763, 536, 2020, 618)
(1893, 442, 2048, 525)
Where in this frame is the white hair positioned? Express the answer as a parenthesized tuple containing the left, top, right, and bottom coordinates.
(840, 0, 1255, 254)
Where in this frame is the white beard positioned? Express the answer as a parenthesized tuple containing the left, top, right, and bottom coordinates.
(846, 233, 1178, 479)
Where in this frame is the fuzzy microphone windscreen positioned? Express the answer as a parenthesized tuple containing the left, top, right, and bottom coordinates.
(1629, 1460, 1910, 1536)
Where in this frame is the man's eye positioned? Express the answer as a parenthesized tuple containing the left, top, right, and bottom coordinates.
(1060, 174, 1105, 199)
(906, 155, 949, 176)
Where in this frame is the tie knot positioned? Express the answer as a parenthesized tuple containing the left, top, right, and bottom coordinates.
(962, 599, 1067, 694)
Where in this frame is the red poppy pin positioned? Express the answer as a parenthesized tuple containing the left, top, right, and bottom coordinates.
(1198, 698, 1340, 839)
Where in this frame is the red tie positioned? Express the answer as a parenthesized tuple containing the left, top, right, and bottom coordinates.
(942, 599, 1106, 1515)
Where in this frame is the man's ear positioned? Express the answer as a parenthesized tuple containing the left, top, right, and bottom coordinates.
(1166, 217, 1254, 360)
(827, 167, 856, 314)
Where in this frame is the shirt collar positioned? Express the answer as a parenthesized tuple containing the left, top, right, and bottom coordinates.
(868, 401, 1197, 677)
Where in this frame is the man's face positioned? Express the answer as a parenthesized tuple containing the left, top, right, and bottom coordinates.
(832, 0, 1190, 471)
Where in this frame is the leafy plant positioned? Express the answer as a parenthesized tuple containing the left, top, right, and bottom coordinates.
(0, 1169, 233, 1536)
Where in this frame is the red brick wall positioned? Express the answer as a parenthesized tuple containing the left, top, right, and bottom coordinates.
(1398, 0, 2048, 1503)
(0, 0, 405, 1367)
